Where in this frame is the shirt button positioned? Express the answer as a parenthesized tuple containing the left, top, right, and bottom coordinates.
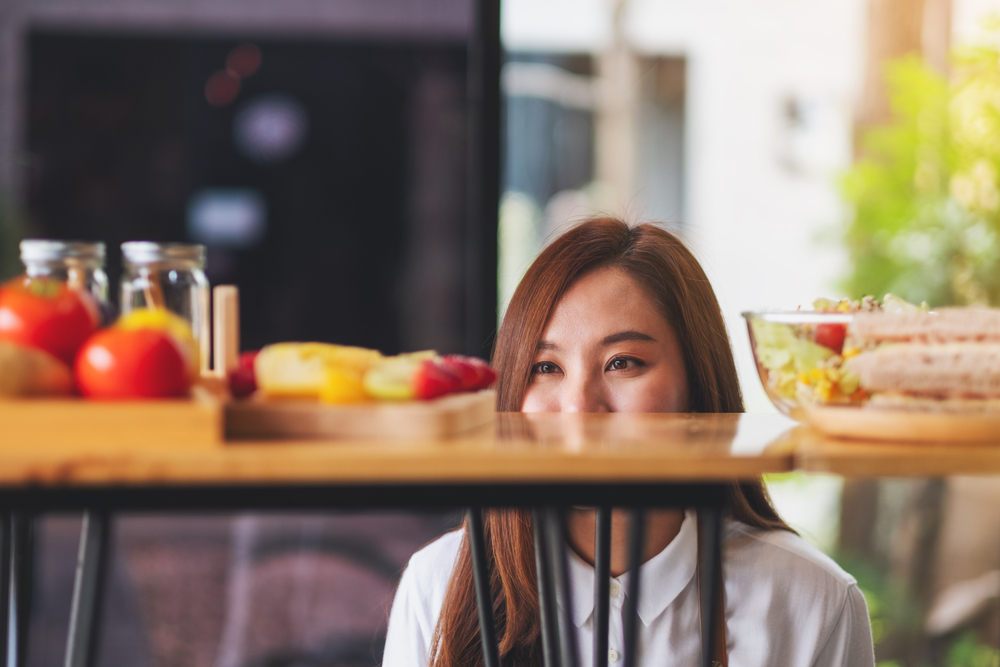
(610, 581, 621, 597)
(608, 649, 620, 663)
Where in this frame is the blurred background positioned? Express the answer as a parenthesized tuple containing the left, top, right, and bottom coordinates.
(4, 0, 1000, 665)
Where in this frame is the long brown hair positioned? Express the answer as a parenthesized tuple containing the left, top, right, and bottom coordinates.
(431, 219, 791, 667)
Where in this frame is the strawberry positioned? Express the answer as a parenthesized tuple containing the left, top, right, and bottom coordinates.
(439, 355, 496, 391)
(229, 350, 259, 398)
(413, 359, 464, 399)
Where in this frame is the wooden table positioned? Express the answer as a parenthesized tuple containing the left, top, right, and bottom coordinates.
(0, 411, 794, 667)
(0, 411, 793, 489)
(791, 424, 1000, 477)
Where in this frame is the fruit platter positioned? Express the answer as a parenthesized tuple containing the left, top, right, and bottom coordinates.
(0, 246, 496, 446)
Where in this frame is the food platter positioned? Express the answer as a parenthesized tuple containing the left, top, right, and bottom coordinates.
(226, 389, 496, 440)
(0, 389, 496, 450)
(0, 390, 224, 450)
(804, 403, 1000, 444)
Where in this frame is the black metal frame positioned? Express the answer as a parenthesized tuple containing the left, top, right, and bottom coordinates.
(466, 0, 502, 358)
(0, 482, 728, 667)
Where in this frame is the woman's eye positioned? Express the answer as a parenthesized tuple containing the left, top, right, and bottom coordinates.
(531, 362, 561, 375)
(607, 357, 643, 372)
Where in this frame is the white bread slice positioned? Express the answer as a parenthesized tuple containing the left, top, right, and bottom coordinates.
(847, 343, 1000, 395)
(850, 308, 1000, 343)
(865, 392, 1000, 414)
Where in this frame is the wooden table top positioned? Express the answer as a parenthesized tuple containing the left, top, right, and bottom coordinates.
(0, 412, 795, 487)
(791, 425, 1000, 476)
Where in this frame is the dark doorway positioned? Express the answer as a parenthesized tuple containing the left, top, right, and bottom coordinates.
(26, 32, 471, 354)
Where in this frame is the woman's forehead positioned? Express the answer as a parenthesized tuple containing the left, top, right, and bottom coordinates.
(541, 267, 671, 341)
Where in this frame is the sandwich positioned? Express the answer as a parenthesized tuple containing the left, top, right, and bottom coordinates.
(846, 308, 1000, 413)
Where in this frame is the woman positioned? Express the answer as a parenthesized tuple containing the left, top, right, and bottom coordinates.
(383, 219, 874, 666)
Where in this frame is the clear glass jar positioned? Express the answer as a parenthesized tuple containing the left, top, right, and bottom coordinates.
(120, 242, 210, 374)
(19, 239, 109, 305)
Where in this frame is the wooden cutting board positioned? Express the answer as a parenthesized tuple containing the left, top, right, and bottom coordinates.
(805, 403, 1000, 444)
(225, 390, 496, 440)
(0, 391, 223, 451)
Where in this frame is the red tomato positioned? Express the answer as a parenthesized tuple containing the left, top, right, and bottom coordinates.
(0, 277, 99, 364)
(814, 323, 847, 354)
(75, 328, 191, 399)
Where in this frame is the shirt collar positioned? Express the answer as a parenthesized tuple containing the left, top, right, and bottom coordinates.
(560, 509, 698, 628)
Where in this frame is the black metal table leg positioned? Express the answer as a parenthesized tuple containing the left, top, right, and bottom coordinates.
(63, 511, 111, 667)
(10, 513, 33, 667)
(532, 508, 560, 667)
(545, 507, 579, 667)
(699, 508, 723, 667)
(467, 508, 501, 667)
(593, 507, 611, 667)
(622, 508, 645, 667)
(0, 512, 9, 667)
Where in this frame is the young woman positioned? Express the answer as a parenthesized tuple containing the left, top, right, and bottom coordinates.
(383, 219, 874, 667)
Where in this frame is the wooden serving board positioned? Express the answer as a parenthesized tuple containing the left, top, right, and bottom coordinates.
(225, 390, 496, 440)
(805, 403, 1000, 444)
(0, 393, 223, 451)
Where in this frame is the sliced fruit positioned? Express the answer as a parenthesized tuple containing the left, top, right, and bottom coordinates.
(255, 343, 383, 398)
(228, 350, 259, 399)
(439, 355, 497, 391)
(319, 370, 369, 403)
(363, 355, 473, 400)
(0, 340, 73, 397)
(363, 357, 418, 400)
(413, 359, 464, 399)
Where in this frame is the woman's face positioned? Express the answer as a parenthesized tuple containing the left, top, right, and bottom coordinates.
(521, 267, 689, 413)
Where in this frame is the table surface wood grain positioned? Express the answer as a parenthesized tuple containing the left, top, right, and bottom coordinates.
(0, 410, 796, 487)
(791, 424, 1000, 476)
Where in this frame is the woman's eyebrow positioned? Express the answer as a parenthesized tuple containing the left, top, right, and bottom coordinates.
(536, 340, 558, 351)
(602, 330, 657, 345)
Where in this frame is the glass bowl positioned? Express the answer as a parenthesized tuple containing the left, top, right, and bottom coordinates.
(742, 310, 862, 421)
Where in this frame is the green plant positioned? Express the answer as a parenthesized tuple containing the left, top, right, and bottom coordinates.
(946, 631, 1000, 667)
(841, 22, 1000, 306)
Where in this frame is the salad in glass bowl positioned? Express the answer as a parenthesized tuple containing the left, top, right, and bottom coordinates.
(742, 295, 921, 420)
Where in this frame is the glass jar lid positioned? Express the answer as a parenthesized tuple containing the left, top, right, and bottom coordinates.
(20, 240, 106, 263)
(121, 241, 206, 265)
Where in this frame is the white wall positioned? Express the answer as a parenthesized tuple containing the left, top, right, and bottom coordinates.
(504, 0, 865, 412)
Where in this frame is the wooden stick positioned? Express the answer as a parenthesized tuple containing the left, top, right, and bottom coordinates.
(142, 270, 165, 309)
(213, 285, 240, 379)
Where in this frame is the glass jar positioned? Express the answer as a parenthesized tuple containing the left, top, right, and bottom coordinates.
(19, 239, 109, 305)
(120, 242, 210, 374)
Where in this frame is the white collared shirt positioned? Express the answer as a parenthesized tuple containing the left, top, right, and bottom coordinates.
(383, 510, 874, 667)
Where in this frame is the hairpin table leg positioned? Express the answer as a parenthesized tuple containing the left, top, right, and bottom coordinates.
(63, 511, 111, 667)
(593, 507, 612, 667)
(532, 508, 561, 667)
(467, 508, 501, 667)
(699, 507, 723, 667)
(0, 512, 9, 667)
(622, 508, 645, 667)
(10, 513, 33, 667)
(545, 507, 579, 667)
